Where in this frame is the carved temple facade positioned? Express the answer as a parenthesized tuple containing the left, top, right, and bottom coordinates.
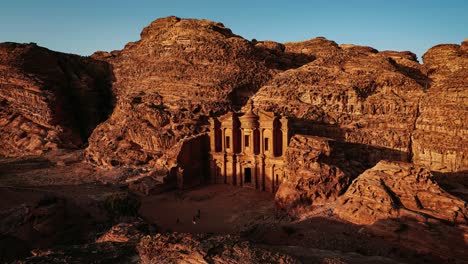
(208, 101, 289, 193)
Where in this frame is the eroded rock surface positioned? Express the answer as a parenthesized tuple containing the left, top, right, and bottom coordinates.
(0, 43, 113, 156)
(251, 37, 425, 167)
(96, 221, 146, 244)
(137, 233, 300, 264)
(85, 17, 275, 173)
(412, 40, 468, 173)
(334, 161, 468, 225)
(276, 135, 363, 212)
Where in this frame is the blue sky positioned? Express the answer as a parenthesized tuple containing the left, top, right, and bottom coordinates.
(1, 0, 466, 61)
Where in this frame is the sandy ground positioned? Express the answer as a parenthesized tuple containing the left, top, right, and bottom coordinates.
(139, 184, 278, 234)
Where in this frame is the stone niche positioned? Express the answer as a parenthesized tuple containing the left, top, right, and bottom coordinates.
(173, 134, 210, 190)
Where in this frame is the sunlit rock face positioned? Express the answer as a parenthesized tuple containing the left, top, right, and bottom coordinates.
(85, 16, 276, 173)
(334, 160, 467, 225)
(412, 40, 468, 173)
(276, 135, 364, 212)
(0, 43, 113, 156)
(251, 37, 426, 167)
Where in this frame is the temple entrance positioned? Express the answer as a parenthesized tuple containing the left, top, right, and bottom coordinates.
(244, 168, 252, 184)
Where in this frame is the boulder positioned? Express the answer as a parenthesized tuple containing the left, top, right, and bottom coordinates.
(334, 161, 468, 225)
(276, 135, 361, 212)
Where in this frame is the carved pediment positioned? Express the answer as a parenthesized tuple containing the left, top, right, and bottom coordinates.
(218, 111, 236, 122)
(257, 109, 277, 120)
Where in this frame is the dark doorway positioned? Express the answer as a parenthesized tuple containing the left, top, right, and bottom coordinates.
(244, 168, 252, 184)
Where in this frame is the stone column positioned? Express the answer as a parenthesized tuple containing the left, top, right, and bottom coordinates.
(235, 160, 241, 186)
(239, 163, 243, 186)
(253, 162, 258, 189)
(280, 117, 289, 156)
(209, 118, 216, 152)
(241, 128, 245, 153)
(260, 128, 264, 155)
(259, 159, 265, 191)
(221, 128, 226, 152)
(222, 154, 227, 184)
(270, 165, 275, 192)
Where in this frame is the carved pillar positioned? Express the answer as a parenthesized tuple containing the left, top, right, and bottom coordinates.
(270, 165, 275, 193)
(241, 128, 245, 153)
(260, 128, 264, 155)
(235, 159, 241, 186)
(222, 154, 227, 184)
(259, 158, 265, 191)
(209, 118, 216, 152)
(221, 128, 226, 152)
(253, 162, 258, 189)
(280, 117, 289, 156)
(239, 163, 243, 186)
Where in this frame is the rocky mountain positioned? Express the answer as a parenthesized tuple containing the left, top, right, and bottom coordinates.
(1, 17, 465, 179)
(251, 38, 425, 168)
(0, 42, 113, 156)
(0, 16, 466, 264)
(412, 40, 468, 173)
(84, 16, 278, 171)
(251, 37, 467, 176)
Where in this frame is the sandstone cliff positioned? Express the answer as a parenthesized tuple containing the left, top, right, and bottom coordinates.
(412, 39, 468, 173)
(250, 37, 467, 184)
(0, 43, 113, 156)
(85, 17, 276, 174)
(251, 37, 425, 168)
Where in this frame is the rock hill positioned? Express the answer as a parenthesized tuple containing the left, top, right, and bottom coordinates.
(85, 16, 277, 171)
(0, 43, 113, 156)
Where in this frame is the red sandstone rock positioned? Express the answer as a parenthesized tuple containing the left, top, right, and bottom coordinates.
(276, 135, 363, 212)
(96, 221, 145, 244)
(334, 161, 468, 225)
(412, 41, 468, 173)
(0, 42, 113, 156)
(85, 17, 275, 177)
(1, 17, 465, 181)
(137, 233, 300, 264)
(252, 37, 425, 168)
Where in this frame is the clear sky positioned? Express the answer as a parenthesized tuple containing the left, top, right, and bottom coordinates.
(1, 0, 466, 61)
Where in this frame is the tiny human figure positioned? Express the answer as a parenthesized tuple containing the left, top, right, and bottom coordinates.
(197, 209, 201, 219)
(176, 218, 180, 224)
(192, 217, 197, 225)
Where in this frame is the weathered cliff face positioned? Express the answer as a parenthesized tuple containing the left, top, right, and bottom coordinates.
(412, 40, 468, 173)
(334, 161, 468, 225)
(85, 16, 275, 172)
(251, 37, 426, 167)
(275, 135, 364, 212)
(0, 43, 113, 156)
